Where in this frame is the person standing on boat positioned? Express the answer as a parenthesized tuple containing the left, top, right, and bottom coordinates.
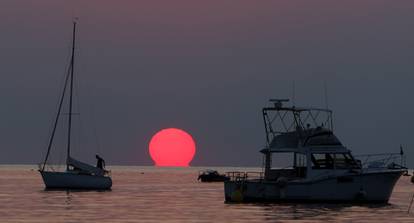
(96, 155, 106, 169)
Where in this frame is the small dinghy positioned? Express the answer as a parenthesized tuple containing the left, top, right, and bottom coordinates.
(198, 170, 229, 182)
(38, 21, 112, 190)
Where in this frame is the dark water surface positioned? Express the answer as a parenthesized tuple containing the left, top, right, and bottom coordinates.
(0, 166, 413, 222)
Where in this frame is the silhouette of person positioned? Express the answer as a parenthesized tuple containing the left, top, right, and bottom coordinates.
(96, 154, 105, 169)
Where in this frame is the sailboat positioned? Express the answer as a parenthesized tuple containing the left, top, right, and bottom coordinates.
(38, 21, 112, 190)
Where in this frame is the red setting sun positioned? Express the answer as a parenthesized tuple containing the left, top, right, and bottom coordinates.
(149, 128, 196, 167)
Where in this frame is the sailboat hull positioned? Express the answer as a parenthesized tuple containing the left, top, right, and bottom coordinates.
(40, 171, 112, 190)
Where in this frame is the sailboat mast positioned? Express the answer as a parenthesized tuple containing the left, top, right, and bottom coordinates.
(67, 21, 76, 170)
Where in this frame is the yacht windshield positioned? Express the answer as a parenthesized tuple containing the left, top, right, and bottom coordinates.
(311, 153, 334, 169)
(334, 153, 360, 169)
(311, 153, 359, 169)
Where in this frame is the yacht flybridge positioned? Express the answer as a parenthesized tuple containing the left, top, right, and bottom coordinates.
(225, 99, 406, 203)
(38, 21, 112, 190)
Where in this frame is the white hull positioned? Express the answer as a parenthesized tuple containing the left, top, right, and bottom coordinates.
(40, 171, 112, 190)
(224, 170, 403, 203)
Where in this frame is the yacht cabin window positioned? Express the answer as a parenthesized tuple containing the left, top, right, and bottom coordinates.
(271, 152, 294, 169)
(311, 153, 334, 169)
(311, 153, 359, 169)
(267, 152, 307, 179)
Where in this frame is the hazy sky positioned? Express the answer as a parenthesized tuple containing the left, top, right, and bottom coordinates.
(1, 0, 413, 167)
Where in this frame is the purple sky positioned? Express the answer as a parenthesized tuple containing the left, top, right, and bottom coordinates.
(1, 0, 414, 166)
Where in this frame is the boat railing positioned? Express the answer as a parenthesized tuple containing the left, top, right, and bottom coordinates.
(38, 163, 43, 171)
(354, 152, 405, 169)
(225, 171, 264, 181)
(38, 163, 63, 172)
(104, 170, 112, 177)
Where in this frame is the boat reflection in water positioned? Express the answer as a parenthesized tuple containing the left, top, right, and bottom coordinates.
(225, 99, 406, 203)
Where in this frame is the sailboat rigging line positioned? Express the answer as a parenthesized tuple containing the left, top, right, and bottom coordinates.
(74, 61, 83, 158)
(41, 58, 72, 172)
(88, 89, 102, 154)
(67, 21, 77, 171)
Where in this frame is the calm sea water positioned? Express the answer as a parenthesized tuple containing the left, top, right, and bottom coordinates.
(0, 165, 414, 223)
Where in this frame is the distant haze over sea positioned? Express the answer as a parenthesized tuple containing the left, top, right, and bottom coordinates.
(0, 0, 413, 167)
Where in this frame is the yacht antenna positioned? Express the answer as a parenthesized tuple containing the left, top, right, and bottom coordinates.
(292, 81, 296, 107)
(324, 81, 329, 110)
(400, 145, 405, 168)
(269, 99, 289, 108)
